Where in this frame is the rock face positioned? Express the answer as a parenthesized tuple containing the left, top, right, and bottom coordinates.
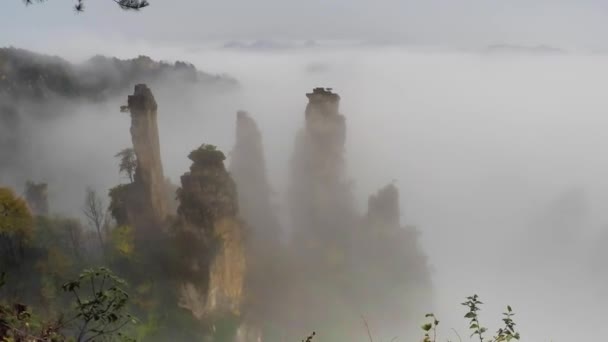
(229, 111, 282, 339)
(176, 145, 246, 323)
(230, 111, 280, 245)
(353, 184, 432, 338)
(125, 84, 168, 230)
(281, 88, 432, 340)
(289, 87, 356, 251)
(284, 88, 359, 339)
(24, 181, 48, 216)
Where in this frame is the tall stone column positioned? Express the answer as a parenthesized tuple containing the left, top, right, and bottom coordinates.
(289, 87, 355, 250)
(126, 84, 167, 227)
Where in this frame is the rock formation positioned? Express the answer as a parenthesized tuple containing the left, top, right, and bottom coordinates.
(230, 111, 281, 245)
(352, 183, 432, 337)
(175, 144, 246, 327)
(281, 88, 432, 340)
(283, 88, 359, 339)
(24, 181, 48, 216)
(289, 87, 356, 251)
(109, 85, 168, 233)
(229, 111, 283, 340)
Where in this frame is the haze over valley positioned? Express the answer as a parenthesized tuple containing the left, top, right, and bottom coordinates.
(2, 1, 608, 341)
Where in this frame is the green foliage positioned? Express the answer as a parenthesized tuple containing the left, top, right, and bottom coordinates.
(493, 306, 520, 342)
(0, 301, 65, 341)
(462, 294, 486, 341)
(109, 225, 135, 259)
(114, 148, 137, 183)
(0, 267, 135, 342)
(421, 295, 520, 342)
(0, 213, 90, 315)
(0, 187, 35, 270)
(0, 187, 34, 246)
(62, 267, 137, 342)
(0, 47, 235, 103)
(108, 184, 131, 227)
(421, 313, 439, 342)
(187, 144, 226, 165)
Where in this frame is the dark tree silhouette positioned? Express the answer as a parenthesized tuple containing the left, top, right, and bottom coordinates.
(24, 0, 149, 12)
(114, 148, 137, 183)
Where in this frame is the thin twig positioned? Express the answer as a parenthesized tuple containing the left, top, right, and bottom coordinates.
(361, 315, 374, 342)
(451, 328, 463, 342)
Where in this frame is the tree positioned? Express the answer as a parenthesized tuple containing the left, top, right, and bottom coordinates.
(62, 267, 137, 342)
(115, 148, 137, 183)
(0, 187, 33, 266)
(82, 187, 107, 252)
(24, 0, 150, 12)
(0, 267, 136, 341)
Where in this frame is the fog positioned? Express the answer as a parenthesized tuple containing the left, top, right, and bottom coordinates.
(3, 42, 608, 340)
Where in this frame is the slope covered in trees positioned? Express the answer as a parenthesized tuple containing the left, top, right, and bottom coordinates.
(0, 47, 236, 103)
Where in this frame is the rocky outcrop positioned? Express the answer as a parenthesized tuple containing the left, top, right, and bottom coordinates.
(230, 111, 280, 245)
(281, 89, 432, 340)
(24, 181, 48, 216)
(366, 182, 400, 228)
(229, 111, 283, 340)
(176, 144, 246, 322)
(123, 84, 168, 231)
(289, 87, 356, 250)
(352, 183, 432, 337)
(282, 88, 360, 339)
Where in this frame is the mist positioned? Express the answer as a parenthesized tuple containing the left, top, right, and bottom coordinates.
(179, 47, 608, 341)
(3, 40, 608, 341)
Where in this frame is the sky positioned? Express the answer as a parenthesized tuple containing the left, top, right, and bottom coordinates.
(3, 0, 608, 51)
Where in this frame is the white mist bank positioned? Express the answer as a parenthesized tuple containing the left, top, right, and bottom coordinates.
(8, 44, 608, 341)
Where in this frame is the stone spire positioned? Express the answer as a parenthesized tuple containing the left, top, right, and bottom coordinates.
(126, 84, 167, 226)
(289, 87, 355, 248)
(230, 110, 280, 244)
(24, 181, 48, 216)
(282, 88, 359, 339)
(366, 182, 400, 228)
(176, 145, 246, 324)
(229, 111, 283, 340)
(351, 183, 432, 338)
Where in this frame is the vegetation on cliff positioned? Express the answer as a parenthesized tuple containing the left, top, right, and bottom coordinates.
(0, 48, 236, 103)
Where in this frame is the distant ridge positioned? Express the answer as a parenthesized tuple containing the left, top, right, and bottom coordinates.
(484, 44, 567, 55)
(0, 47, 237, 101)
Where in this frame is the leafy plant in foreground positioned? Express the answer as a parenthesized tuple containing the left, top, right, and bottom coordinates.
(422, 294, 520, 342)
(62, 267, 137, 342)
(462, 294, 486, 341)
(421, 313, 439, 342)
